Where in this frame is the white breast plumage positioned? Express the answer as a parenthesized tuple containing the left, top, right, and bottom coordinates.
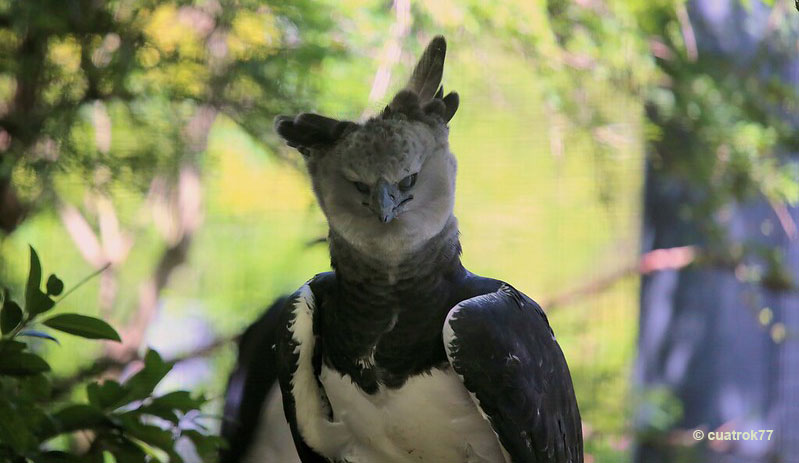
(318, 365, 507, 463)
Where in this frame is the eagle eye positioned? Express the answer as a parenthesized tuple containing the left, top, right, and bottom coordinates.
(353, 181, 370, 194)
(399, 173, 417, 191)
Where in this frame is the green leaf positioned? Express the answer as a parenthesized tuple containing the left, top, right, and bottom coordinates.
(184, 429, 227, 459)
(27, 290, 56, 316)
(22, 248, 56, 316)
(46, 274, 65, 297)
(79, 447, 107, 463)
(41, 313, 121, 342)
(125, 390, 208, 427)
(132, 402, 179, 424)
(122, 421, 174, 449)
(87, 380, 127, 410)
(0, 397, 38, 453)
(50, 404, 109, 435)
(19, 374, 52, 401)
(20, 405, 53, 438)
(125, 436, 173, 463)
(107, 439, 148, 463)
(25, 246, 43, 313)
(118, 417, 181, 463)
(0, 351, 51, 375)
(19, 329, 60, 344)
(1, 293, 23, 334)
(30, 450, 84, 463)
(0, 339, 26, 353)
(121, 350, 172, 404)
(151, 390, 206, 413)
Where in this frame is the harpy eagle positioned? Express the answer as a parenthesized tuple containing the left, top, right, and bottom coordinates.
(221, 36, 583, 463)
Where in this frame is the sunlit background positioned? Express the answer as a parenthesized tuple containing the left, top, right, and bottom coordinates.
(1, 0, 797, 462)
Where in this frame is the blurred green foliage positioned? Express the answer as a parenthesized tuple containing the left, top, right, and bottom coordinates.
(0, 0, 796, 462)
(0, 0, 336, 229)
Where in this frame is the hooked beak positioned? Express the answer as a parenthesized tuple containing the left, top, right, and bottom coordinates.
(372, 179, 399, 223)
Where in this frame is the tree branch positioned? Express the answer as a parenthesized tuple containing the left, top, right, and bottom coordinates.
(543, 246, 697, 310)
(362, 0, 412, 116)
(51, 333, 240, 400)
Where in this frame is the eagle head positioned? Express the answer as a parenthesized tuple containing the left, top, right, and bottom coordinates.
(274, 36, 460, 257)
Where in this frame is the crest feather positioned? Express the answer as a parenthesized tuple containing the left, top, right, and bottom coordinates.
(274, 113, 357, 156)
(406, 36, 447, 102)
(384, 36, 459, 123)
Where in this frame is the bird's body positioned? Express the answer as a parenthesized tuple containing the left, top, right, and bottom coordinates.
(276, 219, 512, 463)
(221, 36, 583, 463)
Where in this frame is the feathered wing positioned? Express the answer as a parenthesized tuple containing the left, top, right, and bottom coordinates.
(220, 296, 288, 463)
(443, 285, 583, 463)
(274, 278, 343, 463)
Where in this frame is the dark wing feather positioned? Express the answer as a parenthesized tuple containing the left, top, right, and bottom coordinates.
(220, 296, 288, 463)
(444, 284, 583, 463)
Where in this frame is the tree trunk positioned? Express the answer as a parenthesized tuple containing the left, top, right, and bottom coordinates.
(634, 1, 799, 462)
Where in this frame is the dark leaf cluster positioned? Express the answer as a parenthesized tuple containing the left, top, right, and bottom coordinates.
(0, 247, 223, 462)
